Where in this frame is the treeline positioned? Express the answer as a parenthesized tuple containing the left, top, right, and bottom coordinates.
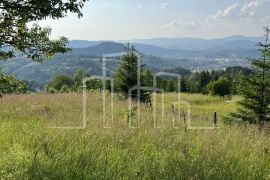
(46, 68, 87, 93)
(0, 65, 252, 98)
(151, 66, 252, 96)
(181, 66, 252, 95)
(44, 66, 252, 97)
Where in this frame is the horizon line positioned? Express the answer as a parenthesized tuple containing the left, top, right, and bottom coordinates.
(67, 34, 263, 42)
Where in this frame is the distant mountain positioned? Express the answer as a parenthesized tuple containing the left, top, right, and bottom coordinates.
(67, 35, 261, 59)
(134, 43, 258, 59)
(68, 35, 262, 50)
(67, 40, 100, 48)
(133, 43, 177, 56)
(67, 40, 258, 59)
(0, 42, 167, 83)
(121, 35, 263, 50)
(1, 35, 262, 83)
(70, 42, 126, 56)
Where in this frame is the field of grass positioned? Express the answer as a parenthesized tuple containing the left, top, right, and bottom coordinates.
(1, 92, 270, 179)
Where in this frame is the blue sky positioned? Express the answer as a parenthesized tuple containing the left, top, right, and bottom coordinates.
(40, 0, 270, 40)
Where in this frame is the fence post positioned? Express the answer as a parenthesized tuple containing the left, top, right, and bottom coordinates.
(183, 111, 187, 132)
(214, 112, 217, 128)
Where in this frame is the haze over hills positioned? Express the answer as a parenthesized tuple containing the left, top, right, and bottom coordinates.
(122, 35, 262, 50)
(0, 35, 262, 83)
(70, 42, 126, 56)
(68, 35, 262, 50)
(68, 35, 261, 59)
(67, 40, 102, 48)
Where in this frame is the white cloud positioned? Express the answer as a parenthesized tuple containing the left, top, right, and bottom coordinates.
(203, 0, 270, 37)
(241, 0, 270, 18)
(240, 0, 261, 16)
(160, 1, 169, 9)
(162, 20, 198, 30)
(161, 0, 270, 38)
(210, 0, 270, 21)
(211, 4, 239, 21)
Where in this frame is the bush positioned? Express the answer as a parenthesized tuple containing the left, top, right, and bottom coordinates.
(0, 74, 27, 94)
(207, 77, 231, 96)
(46, 74, 73, 92)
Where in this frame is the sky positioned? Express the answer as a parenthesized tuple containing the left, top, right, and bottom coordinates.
(39, 0, 270, 40)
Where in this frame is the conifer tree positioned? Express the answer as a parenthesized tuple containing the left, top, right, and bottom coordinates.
(228, 27, 270, 128)
(114, 45, 151, 103)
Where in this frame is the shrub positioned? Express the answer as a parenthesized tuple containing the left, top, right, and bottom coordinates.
(207, 77, 231, 97)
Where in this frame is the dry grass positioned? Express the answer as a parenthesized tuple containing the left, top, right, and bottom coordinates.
(0, 92, 270, 179)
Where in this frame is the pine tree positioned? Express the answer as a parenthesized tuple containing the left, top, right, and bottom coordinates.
(167, 80, 177, 92)
(199, 71, 211, 94)
(114, 45, 151, 103)
(228, 27, 270, 128)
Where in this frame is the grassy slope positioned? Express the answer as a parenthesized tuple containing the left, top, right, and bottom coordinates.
(0, 93, 270, 179)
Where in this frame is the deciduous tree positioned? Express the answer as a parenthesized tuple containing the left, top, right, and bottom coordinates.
(0, 0, 88, 61)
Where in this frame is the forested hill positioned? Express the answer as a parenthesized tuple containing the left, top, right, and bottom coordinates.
(0, 35, 261, 84)
(70, 42, 126, 56)
(0, 42, 172, 83)
(67, 35, 261, 59)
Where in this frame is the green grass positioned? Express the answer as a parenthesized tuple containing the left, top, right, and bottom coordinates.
(0, 93, 270, 179)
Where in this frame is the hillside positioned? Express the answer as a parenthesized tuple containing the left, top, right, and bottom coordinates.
(0, 35, 262, 83)
(121, 35, 262, 50)
(68, 36, 260, 59)
(0, 49, 169, 83)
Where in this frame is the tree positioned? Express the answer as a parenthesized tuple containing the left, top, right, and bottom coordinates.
(156, 77, 168, 91)
(114, 45, 151, 103)
(187, 73, 199, 93)
(166, 79, 177, 92)
(72, 68, 86, 90)
(227, 28, 270, 127)
(181, 78, 188, 92)
(0, 73, 27, 94)
(24, 80, 43, 92)
(85, 79, 102, 91)
(142, 69, 153, 88)
(0, 0, 88, 61)
(207, 77, 231, 97)
(199, 71, 211, 94)
(46, 74, 73, 93)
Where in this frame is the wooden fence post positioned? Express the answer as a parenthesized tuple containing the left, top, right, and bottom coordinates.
(183, 111, 187, 132)
(214, 112, 217, 128)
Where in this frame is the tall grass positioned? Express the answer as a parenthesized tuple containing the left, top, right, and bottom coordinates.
(0, 93, 269, 179)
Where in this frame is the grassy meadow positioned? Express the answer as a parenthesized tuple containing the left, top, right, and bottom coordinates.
(1, 92, 270, 179)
